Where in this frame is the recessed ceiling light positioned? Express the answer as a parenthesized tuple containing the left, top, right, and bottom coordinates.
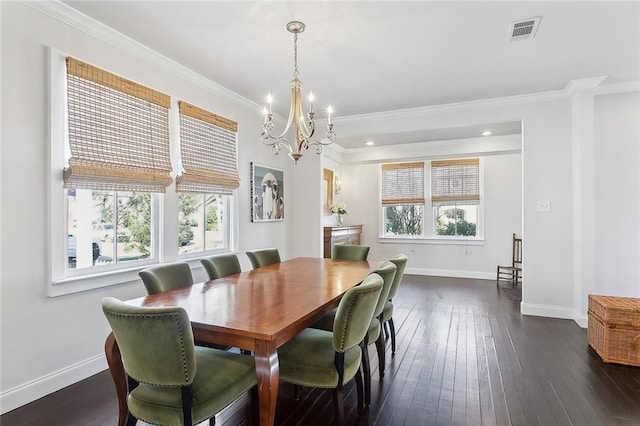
(366, 141, 374, 146)
(481, 130, 492, 136)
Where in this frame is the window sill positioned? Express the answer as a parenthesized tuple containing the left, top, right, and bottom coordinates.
(50, 265, 148, 297)
(49, 253, 232, 297)
(378, 236, 485, 245)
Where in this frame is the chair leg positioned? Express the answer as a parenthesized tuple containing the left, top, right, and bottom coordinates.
(355, 367, 365, 416)
(125, 414, 137, 426)
(249, 386, 259, 426)
(389, 318, 396, 354)
(375, 331, 386, 378)
(360, 341, 371, 406)
(332, 386, 345, 426)
(293, 384, 301, 401)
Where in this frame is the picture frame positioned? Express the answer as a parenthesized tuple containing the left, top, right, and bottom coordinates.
(251, 162, 285, 222)
(323, 168, 334, 215)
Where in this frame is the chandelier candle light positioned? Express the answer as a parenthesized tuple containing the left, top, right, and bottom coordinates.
(261, 21, 336, 164)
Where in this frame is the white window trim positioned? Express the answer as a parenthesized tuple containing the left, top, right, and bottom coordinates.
(378, 158, 485, 242)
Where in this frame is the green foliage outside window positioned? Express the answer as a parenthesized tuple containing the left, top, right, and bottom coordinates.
(178, 193, 199, 247)
(119, 193, 151, 256)
(385, 205, 422, 236)
(205, 203, 218, 231)
(436, 219, 476, 236)
(92, 191, 151, 259)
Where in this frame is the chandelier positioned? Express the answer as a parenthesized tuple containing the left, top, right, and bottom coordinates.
(261, 21, 336, 164)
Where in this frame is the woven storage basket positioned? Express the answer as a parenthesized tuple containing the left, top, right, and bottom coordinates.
(587, 295, 640, 367)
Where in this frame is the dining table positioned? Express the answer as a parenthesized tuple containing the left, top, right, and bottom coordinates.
(104, 256, 374, 426)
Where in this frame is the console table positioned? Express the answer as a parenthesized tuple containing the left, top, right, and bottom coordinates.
(323, 224, 363, 258)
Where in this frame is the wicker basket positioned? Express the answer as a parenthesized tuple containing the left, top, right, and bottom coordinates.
(587, 295, 640, 367)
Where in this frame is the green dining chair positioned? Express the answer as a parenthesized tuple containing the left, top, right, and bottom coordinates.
(138, 262, 193, 295)
(245, 248, 281, 269)
(311, 260, 396, 405)
(139, 261, 229, 351)
(200, 253, 253, 354)
(331, 244, 370, 261)
(200, 253, 241, 280)
(277, 273, 383, 425)
(101, 297, 257, 426)
(381, 253, 408, 354)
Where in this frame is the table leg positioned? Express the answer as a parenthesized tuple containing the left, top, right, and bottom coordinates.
(104, 333, 128, 426)
(253, 340, 279, 426)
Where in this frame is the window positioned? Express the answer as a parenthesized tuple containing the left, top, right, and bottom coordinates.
(380, 158, 482, 240)
(67, 189, 152, 271)
(51, 54, 238, 291)
(431, 159, 480, 237)
(381, 162, 425, 237)
(178, 193, 229, 255)
(62, 57, 170, 275)
(176, 101, 238, 257)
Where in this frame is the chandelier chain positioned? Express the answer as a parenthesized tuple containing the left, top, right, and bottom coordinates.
(293, 32, 299, 79)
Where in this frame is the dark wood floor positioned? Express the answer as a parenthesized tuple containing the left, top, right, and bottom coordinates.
(3, 275, 640, 425)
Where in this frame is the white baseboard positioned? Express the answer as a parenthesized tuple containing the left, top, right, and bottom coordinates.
(521, 303, 588, 329)
(0, 354, 107, 414)
(573, 314, 588, 329)
(405, 267, 495, 280)
(520, 302, 575, 320)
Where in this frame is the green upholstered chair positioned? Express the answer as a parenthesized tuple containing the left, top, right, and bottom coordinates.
(245, 248, 281, 269)
(331, 244, 370, 261)
(277, 274, 383, 424)
(139, 261, 230, 351)
(138, 262, 193, 295)
(200, 253, 241, 280)
(311, 261, 396, 405)
(381, 253, 408, 355)
(101, 297, 256, 426)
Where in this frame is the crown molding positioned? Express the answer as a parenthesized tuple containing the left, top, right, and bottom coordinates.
(565, 76, 607, 94)
(336, 76, 639, 127)
(22, 0, 261, 113)
(336, 87, 568, 126)
(594, 80, 640, 96)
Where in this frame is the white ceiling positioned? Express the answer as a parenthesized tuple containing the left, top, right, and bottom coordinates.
(61, 1, 640, 149)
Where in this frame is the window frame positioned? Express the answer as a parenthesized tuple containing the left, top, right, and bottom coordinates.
(379, 158, 485, 242)
(63, 189, 160, 278)
(177, 193, 232, 260)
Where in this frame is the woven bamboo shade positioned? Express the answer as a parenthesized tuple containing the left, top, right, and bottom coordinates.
(381, 162, 425, 205)
(431, 158, 479, 206)
(64, 57, 172, 192)
(176, 101, 239, 194)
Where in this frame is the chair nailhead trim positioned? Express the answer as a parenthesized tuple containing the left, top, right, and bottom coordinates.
(105, 310, 191, 384)
(336, 286, 380, 350)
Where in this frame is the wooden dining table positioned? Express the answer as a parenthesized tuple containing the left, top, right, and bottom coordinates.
(104, 256, 374, 426)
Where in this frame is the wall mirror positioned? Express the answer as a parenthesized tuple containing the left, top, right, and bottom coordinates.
(323, 168, 334, 214)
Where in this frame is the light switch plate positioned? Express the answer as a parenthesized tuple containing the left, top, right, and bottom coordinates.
(537, 200, 551, 212)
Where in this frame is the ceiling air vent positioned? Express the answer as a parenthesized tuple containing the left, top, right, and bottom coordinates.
(508, 16, 541, 42)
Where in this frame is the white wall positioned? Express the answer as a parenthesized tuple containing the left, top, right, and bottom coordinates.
(594, 92, 640, 297)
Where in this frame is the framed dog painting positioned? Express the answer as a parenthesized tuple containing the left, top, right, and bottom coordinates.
(251, 162, 285, 222)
